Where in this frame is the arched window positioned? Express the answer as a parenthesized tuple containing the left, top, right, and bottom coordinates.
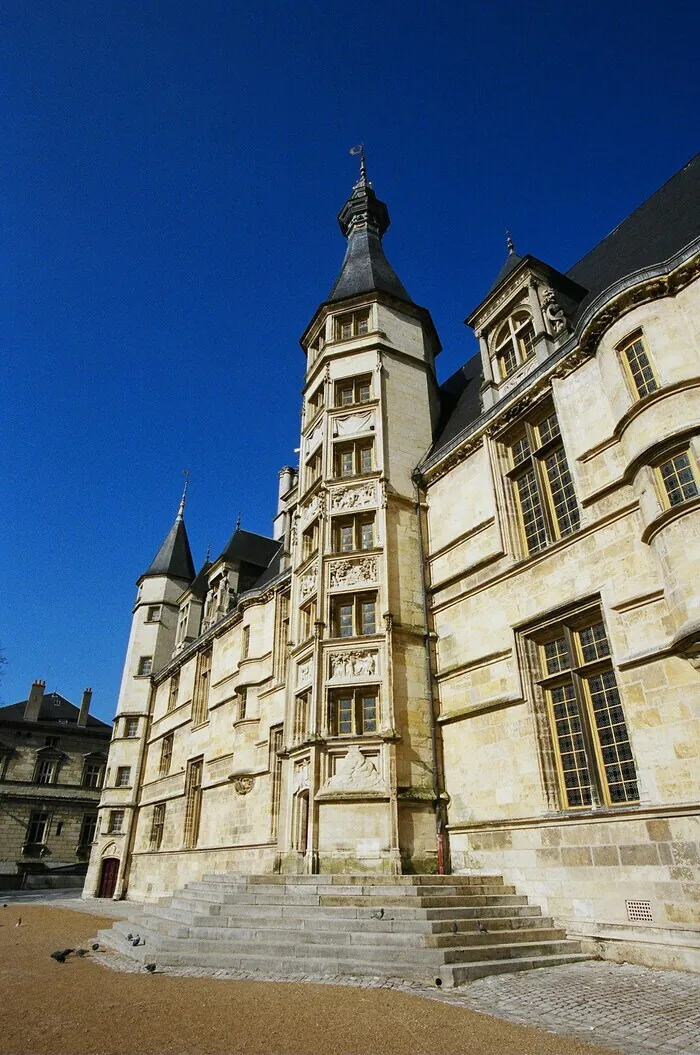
(493, 311, 536, 380)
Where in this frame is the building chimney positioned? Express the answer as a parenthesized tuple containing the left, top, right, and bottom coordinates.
(24, 680, 46, 722)
(78, 687, 92, 727)
(277, 466, 296, 515)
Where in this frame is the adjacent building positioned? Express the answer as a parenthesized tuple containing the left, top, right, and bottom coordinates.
(85, 154, 700, 970)
(0, 681, 111, 887)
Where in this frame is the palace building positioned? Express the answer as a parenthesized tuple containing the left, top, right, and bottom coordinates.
(85, 154, 700, 970)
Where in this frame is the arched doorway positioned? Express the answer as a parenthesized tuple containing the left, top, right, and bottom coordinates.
(97, 857, 119, 898)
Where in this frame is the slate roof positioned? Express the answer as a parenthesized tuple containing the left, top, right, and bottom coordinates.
(142, 516, 195, 584)
(430, 153, 700, 459)
(328, 225, 413, 304)
(249, 544, 286, 591)
(0, 692, 111, 731)
(187, 559, 213, 600)
(219, 528, 282, 570)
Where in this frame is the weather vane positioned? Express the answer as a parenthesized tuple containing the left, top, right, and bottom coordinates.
(506, 229, 515, 255)
(177, 469, 190, 519)
(349, 143, 367, 185)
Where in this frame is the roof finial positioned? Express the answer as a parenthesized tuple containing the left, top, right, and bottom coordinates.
(349, 143, 367, 187)
(177, 469, 190, 521)
(204, 543, 211, 562)
(236, 511, 241, 532)
(506, 229, 515, 256)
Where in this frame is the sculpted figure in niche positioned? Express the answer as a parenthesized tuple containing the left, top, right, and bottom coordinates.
(541, 286, 568, 335)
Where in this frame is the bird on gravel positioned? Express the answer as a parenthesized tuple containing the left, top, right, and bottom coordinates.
(91, 943, 100, 951)
(75, 949, 88, 957)
(370, 908, 384, 920)
(15, 917, 21, 927)
(132, 936, 143, 946)
(51, 949, 74, 963)
(451, 921, 458, 933)
(477, 922, 488, 933)
(126, 933, 133, 940)
(144, 963, 157, 973)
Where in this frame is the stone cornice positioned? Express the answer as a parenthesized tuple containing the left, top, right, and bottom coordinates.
(420, 238, 700, 484)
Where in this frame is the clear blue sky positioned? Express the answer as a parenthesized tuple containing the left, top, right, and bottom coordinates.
(2, 1, 698, 721)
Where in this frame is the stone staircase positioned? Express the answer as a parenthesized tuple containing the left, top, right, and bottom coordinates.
(97, 873, 589, 987)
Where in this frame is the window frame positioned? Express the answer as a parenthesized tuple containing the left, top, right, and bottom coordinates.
(183, 758, 203, 848)
(492, 310, 536, 381)
(503, 404, 580, 557)
(332, 513, 376, 554)
(159, 732, 174, 776)
(145, 605, 162, 623)
(331, 593, 378, 639)
(107, 809, 125, 834)
(167, 670, 180, 713)
(124, 717, 139, 738)
(137, 656, 153, 677)
(654, 447, 700, 509)
(529, 608, 639, 810)
(328, 688, 379, 736)
(335, 310, 370, 342)
(191, 647, 212, 727)
(618, 332, 659, 400)
(35, 758, 57, 785)
(82, 761, 104, 789)
(334, 439, 374, 479)
(334, 374, 372, 408)
(301, 519, 320, 561)
(149, 803, 166, 850)
(293, 690, 310, 744)
(115, 765, 131, 788)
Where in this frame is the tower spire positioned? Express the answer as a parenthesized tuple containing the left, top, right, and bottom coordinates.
(177, 469, 190, 522)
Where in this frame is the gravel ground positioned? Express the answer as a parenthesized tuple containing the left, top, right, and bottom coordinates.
(0, 905, 617, 1055)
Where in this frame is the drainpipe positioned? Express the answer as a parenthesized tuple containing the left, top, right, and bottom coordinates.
(412, 469, 448, 874)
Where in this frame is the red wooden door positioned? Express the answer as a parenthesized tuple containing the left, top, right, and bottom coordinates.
(97, 857, 119, 898)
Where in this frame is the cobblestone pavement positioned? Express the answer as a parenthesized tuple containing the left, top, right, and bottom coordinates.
(1, 892, 133, 918)
(91, 947, 700, 1055)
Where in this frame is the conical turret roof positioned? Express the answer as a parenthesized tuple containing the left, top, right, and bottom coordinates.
(327, 158, 413, 305)
(140, 487, 195, 584)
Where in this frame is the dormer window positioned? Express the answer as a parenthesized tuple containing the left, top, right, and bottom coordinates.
(493, 310, 536, 380)
(335, 311, 370, 341)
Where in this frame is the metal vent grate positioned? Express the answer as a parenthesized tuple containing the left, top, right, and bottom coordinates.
(626, 899, 653, 922)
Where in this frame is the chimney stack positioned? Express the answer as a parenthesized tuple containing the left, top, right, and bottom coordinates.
(24, 680, 46, 722)
(78, 687, 92, 727)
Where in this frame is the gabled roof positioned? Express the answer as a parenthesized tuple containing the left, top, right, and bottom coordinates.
(142, 515, 195, 584)
(484, 250, 523, 298)
(0, 692, 111, 731)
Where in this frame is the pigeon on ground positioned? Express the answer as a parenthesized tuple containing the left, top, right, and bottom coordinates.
(75, 949, 88, 957)
(477, 922, 488, 933)
(126, 933, 133, 940)
(370, 908, 384, 920)
(132, 936, 143, 946)
(450, 921, 458, 933)
(15, 917, 21, 927)
(144, 963, 157, 973)
(51, 949, 74, 963)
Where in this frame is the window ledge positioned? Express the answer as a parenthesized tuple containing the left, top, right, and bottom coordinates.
(641, 493, 700, 544)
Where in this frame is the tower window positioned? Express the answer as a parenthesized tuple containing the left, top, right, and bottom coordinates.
(299, 600, 316, 642)
(333, 514, 375, 553)
(192, 648, 212, 726)
(107, 809, 124, 834)
(492, 310, 536, 380)
(335, 311, 370, 341)
(331, 594, 377, 638)
(124, 718, 139, 738)
(530, 610, 638, 809)
(620, 334, 658, 399)
(293, 691, 310, 744)
(237, 688, 248, 721)
(306, 450, 322, 490)
(504, 405, 580, 556)
(307, 384, 325, 420)
(167, 671, 180, 713)
(116, 766, 131, 787)
(657, 450, 699, 507)
(301, 520, 319, 561)
(242, 625, 251, 659)
(329, 690, 378, 736)
(335, 375, 372, 407)
(146, 605, 162, 622)
(137, 656, 153, 677)
(334, 440, 374, 478)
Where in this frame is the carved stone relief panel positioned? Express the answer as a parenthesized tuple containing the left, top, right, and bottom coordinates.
(306, 418, 324, 452)
(299, 494, 321, 527)
(293, 758, 310, 792)
(328, 556, 377, 589)
(329, 482, 376, 512)
(297, 656, 313, 687)
(332, 410, 375, 437)
(328, 650, 379, 680)
(498, 355, 539, 397)
(321, 746, 385, 792)
(298, 568, 318, 600)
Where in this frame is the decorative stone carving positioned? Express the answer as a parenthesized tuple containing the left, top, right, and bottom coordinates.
(293, 759, 310, 792)
(297, 657, 313, 687)
(322, 747, 384, 792)
(306, 418, 324, 452)
(299, 569, 317, 600)
(330, 482, 375, 512)
(328, 650, 378, 680)
(232, 775, 255, 796)
(541, 286, 568, 335)
(300, 494, 321, 526)
(329, 556, 377, 588)
(333, 410, 374, 437)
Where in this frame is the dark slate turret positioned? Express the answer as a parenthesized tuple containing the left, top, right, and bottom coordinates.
(140, 489, 196, 585)
(328, 155, 413, 305)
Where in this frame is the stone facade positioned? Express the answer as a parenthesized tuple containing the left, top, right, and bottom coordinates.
(85, 157, 700, 971)
(0, 682, 111, 884)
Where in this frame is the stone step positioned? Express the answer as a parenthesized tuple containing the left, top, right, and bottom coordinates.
(442, 953, 592, 988)
(200, 873, 505, 888)
(167, 893, 532, 921)
(176, 884, 517, 906)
